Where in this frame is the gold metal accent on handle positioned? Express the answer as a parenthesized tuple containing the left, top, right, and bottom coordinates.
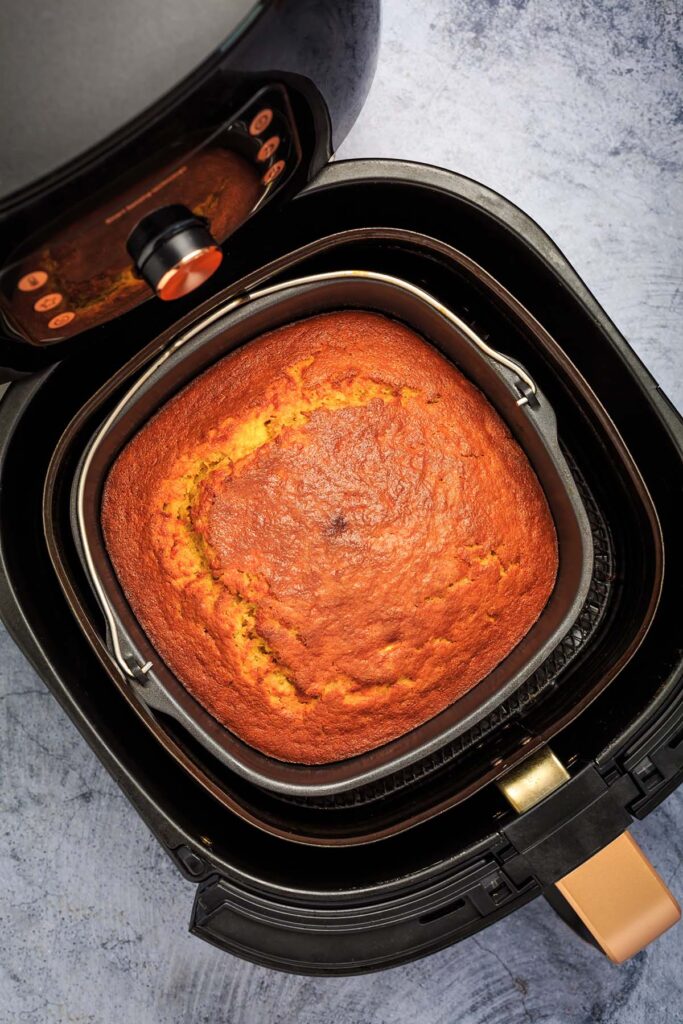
(497, 746, 681, 962)
(497, 747, 569, 812)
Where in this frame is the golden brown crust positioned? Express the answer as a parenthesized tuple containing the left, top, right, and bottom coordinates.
(102, 311, 558, 763)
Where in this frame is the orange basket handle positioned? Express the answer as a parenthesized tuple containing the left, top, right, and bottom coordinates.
(498, 747, 680, 962)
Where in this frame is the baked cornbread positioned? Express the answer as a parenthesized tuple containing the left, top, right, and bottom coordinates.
(102, 311, 558, 763)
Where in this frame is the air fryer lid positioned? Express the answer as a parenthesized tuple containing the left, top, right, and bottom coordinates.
(0, 0, 259, 202)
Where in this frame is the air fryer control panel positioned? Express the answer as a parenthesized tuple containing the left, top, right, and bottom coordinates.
(0, 86, 301, 345)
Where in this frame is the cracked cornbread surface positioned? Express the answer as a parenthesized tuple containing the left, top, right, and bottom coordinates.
(101, 311, 558, 763)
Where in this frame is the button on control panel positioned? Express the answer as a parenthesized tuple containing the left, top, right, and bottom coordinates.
(33, 292, 63, 313)
(249, 108, 273, 136)
(262, 159, 286, 186)
(48, 311, 76, 330)
(257, 136, 280, 163)
(17, 271, 48, 292)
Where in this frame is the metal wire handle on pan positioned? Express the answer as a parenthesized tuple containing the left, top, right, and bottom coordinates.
(77, 270, 539, 682)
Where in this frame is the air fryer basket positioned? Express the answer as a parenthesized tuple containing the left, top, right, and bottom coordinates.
(72, 270, 593, 796)
(6, 159, 678, 961)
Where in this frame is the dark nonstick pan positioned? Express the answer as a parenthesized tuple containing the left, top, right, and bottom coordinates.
(72, 270, 593, 796)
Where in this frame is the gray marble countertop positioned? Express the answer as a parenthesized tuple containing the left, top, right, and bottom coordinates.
(1, 2, 681, 1022)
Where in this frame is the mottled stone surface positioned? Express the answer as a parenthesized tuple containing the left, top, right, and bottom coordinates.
(1, 2, 681, 1021)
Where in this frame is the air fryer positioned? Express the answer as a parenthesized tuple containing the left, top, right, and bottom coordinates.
(0, 0, 681, 975)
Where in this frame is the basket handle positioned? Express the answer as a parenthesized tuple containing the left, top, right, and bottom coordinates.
(498, 747, 680, 963)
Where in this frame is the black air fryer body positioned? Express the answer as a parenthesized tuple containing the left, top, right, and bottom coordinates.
(0, 1, 681, 975)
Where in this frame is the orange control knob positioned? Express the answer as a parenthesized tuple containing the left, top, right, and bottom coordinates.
(156, 246, 223, 302)
(127, 205, 223, 301)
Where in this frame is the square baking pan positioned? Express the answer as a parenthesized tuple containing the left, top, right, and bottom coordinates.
(71, 270, 593, 796)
